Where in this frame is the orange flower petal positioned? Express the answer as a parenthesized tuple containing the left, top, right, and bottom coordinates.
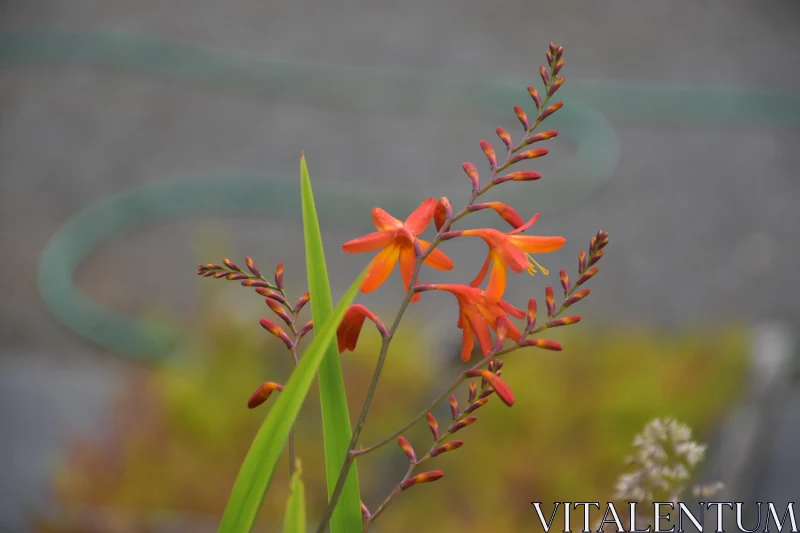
(404, 198, 436, 235)
(508, 235, 566, 253)
(469, 252, 492, 288)
(464, 308, 493, 357)
(460, 319, 475, 362)
(499, 299, 526, 320)
(372, 207, 403, 231)
(398, 244, 416, 292)
(361, 245, 400, 293)
(419, 239, 454, 271)
(508, 213, 541, 235)
(485, 259, 507, 302)
(342, 231, 394, 253)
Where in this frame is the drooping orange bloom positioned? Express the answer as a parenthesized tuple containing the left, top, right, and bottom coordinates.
(417, 284, 525, 362)
(444, 213, 565, 302)
(342, 199, 454, 297)
(336, 304, 387, 354)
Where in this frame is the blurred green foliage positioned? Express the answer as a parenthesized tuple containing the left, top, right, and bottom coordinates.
(34, 295, 748, 532)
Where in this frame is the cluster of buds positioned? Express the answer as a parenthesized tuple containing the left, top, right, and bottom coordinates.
(613, 418, 724, 503)
(197, 256, 313, 409)
(386, 360, 510, 497)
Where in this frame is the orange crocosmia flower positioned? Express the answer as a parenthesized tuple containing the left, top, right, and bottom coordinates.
(342, 199, 454, 298)
(447, 214, 565, 302)
(417, 284, 525, 362)
(336, 304, 386, 354)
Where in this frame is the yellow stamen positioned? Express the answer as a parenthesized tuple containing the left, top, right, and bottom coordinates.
(525, 254, 549, 276)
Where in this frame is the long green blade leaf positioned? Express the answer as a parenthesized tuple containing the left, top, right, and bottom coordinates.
(283, 460, 306, 533)
(300, 154, 362, 532)
(217, 268, 366, 533)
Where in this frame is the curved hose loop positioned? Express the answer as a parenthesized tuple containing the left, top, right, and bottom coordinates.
(4, 29, 622, 360)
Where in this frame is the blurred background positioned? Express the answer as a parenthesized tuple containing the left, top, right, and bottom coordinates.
(2, 0, 799, 531)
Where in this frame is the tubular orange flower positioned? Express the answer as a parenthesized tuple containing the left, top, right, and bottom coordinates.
(247, 381, 285, 409)
(442, 214, 565, 302)
(336, 304, 387, 354)
(342, 198, 454, 298)
(416, 284, 525, 362)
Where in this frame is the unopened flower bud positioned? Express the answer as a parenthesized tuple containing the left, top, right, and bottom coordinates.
(545, 286, 555, 317)
(548, 316, 582, 328)
(528, 86, 542, 108)
(462, 162, 480, 192)
(479, 140, 497, 169)
(259, 318, 293, 349)
(523, 130, 559, 145)
(564, 288, 590, 308)
(466, 370, 515, 407)
(226, 272, 248, 280)
(274, 262, 284, 289)
(520, 338, 563, 351)
(241, 279, 271, 288)
(297, 320, 313, 339)
(496, 127, 513, 149)
(493, 170, 542, 184)
(468, 381, 477, 403)
(245, 256, 261, 277)
(553, 58, 565, 77)
(256, 287, 286, 303)
(560, 269, 570, 295)
(293, 291, 311, 314)
(546, 49, 554, 67)
(540, 65, 550, 86)
(548, 76, 565, 97)
(589, 249, 605, 267)
(449, 395, 459, 420)
(537, 102, 563, 122)
(266, 297, 293, 327)
(400, 471, 443, 490)
(465, 397, 489, 414)
(213, 271, 228, 279)
(479, 388, 495, 399)
(397, 436, 417, 463)
(448, 416, 477, 434)
(427, 412, 440, 441)
(577, 267, 599, 286)
(434, 197, 452, 232)
(578, 250, 587, 272)
(514, 105, 530, 131)
(430, 440, 464, 457)
(223, 258, 241, 271)
(509, 148, 549, 165)
(247, 381, 285, 409)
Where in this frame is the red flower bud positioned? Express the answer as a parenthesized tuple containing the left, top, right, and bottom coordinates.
(479, 140, 498, 169)
(540, 65, 550, 86)
(245, 256, 261, 277)
(465, 397, 489, 414)
(226, 272, 248, 280)
(274, 262, 284, 289)
(400, 471, 443, 490)
(259, 318, 293, 349)
(520, 338, 563, 351)
(545, 286, 555, 317)
(475, 370, 515, 407)
(397, 436, 417, 463)
(546, 49, 554, 67)
(560, 270, 570, 295)
(256, 287, 286, 303)
(526, 298, 537, 330)
(564, 288, 590, 308)
(462, 162, 480, 192)
(247, 381, 285, 409)
(297, 320, 313, 339)
(553, 58, 565, 77)
(449, 395, 459, 420)
(578, 250, 587, 272)
(293, 291, 311, 314)
(509, 148, 548, 165)
(496, 127, 513, 149)
(434, 197, 453, 232)
(241, 279, 271, 288)
(430, 440, 464, 457)
(524, 130, 559, 145)
(514, 105, 530, 131)
(537, 102, 563, 122)
(588, 249, 605, 267)
(448, 416, 477, 434)
(266, 297, 293, 327)
(427, 412, 440, 441)
(223, 258, 241, 271)
(337, 304, 387, 353)
(468, 381, 477, 403)
(548, 76, 565, 97)
(577, 267, 599, 286)
(493, 170, 542, 184)
(548, 316, 582, 328)
(468, 202, 524, 229)
(527, 86, 542, 108)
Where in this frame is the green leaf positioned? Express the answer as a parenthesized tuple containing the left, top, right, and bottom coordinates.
(216, 267, 365, 533)
(300, 154, 363, 533)
(283, 460, 306, 533)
